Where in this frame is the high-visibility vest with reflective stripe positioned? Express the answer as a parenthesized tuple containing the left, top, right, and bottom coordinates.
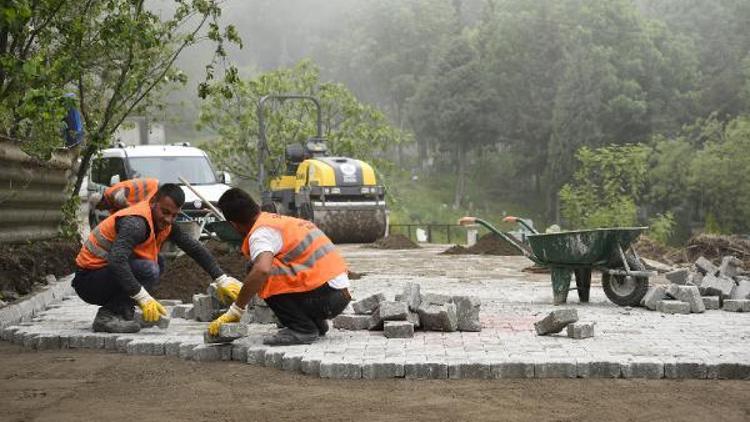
(102, 178, 159, 210)
(241, 212, 347, 299)
(76, 200, 172, 270)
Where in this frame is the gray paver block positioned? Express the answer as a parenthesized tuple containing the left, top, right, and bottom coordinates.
(170, 304, 194, 319)
(688, 272, 704, 286)
(702, 296, 721, 310)
(134, 310, 170, 329)
(405, 362, 448, 379)
(192, 344, 232, 362)
(164, 340, 182, 356)
(730, 280, 750, 300)
(707, 362, 750, 380)
(178, 342, 199, 359)
(642, 285, 666, 310)
(204, 323, 247, 343)
(115, 337, 133, 352)
(535, 360, 577, 378)
(333, 314, 371, 330)
(264, 349, 285, 368)
(449, 361, 492, 379)
(282, 353, 304, 372)
(695, 256, 719, 276)
(452, 295, 481, 332)
(700, 274, 736, 298)
(245, 347, 266, 365)
(722, 299, 750, 312)
(567, 322, 595, 339)
(657, 300, 691, 314)
(126, 339, 165, 356)
(383, 321, 414, 338)
(193, 294, 217, 322)
(379, 301, 409, 321)
(421, 293, 453, 305)
(35, 334, 61, 350)
(158, 299, 183, 307)
(534, 308, 578, 335)
(719, 256, 743, 278)
(352, 293, 386, 315)
(491, 361, 535, 378)
(406, 312, 420, 328)
(231, 343, 249, 362)
(401, 282, 421, 311)
(300, 356, 322, 376)
(665, 268, 690, 284)
(417, 303, 457, 332)
(622, 360, 664, 379)
(319, 361, 362, 379)
(577, 360, 620, 378)
(362, 361, 405, 378)
(667, 285, 705, 313)
(665, 360, 707, 379)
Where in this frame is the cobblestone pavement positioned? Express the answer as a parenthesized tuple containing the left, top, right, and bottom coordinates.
(3, 245, 749, 379)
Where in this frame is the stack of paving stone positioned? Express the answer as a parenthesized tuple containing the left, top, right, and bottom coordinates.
(641, 255, 750, 314)
(189, 284, 279, 324)
(534, 308, 595, 339)
(333, 282, 481, 338)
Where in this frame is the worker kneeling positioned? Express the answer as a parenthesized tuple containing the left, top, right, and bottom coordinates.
(209, 188, 351, 346)
(73, 183, 242, 333)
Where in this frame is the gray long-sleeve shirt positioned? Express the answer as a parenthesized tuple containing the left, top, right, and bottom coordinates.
(108, 216, 223, 296)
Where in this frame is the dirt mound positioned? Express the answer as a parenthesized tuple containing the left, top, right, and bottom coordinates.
(685, 234, 750, 268)
(441, 233, 523, 256)
(368, 234, 420, 249)
(0, 239, 80, 300)
(154, 240, 248, 303)
(633, 236, 686, 265)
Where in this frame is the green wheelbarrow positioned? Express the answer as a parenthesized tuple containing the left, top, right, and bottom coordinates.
(458, 216, 653, 306)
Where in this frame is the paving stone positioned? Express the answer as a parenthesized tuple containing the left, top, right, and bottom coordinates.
(491, 361, 535, 378)
(134, 311, 170, 329)
(362, 360, 405, 378)
(164, 339, 183, 356)
(417, 303, 457, 332)
(367, 310, 384, 330)
(421, 293, 453, 305)
(730, 280, 750, 300)
(722, 299, 750, 312)
(404, 361, 448, 379)
(449, 361, 491, 379)
(702, 296, 721, 310)
(126, 339, 165, 356)
(333, 314, 371, 330)
(379, 301, 409, 321)
(695, 256, 719, 276)
(657, 300, 691, 314)
(535, 359, 577, 378)
(178, 342, 199, 359)
(35, 334, 61, 350)
(687, 272, 704, 286)
(707, 362, 750, 380)
(115, 337, 133, 353)
(192, 344, 232, 362)
(352, 293, 386, 315)
(576, 359, 620, 378)
(319, 361, 362, 379)
(566, 322, 595, 339)
(665, 360, 707, 379)
(193, 294, 217, 322)
(642, 286, 666, 310)
(171, 304, 195, 319)
(406, 312, 420, 328)
(665, 268, 690, 285)
(452, 295, 481, 332)
(159, 299, 183, 307)
(245, 347, 266, 365)
(282, 353, 305, 372)
(700, 274, 736, 299)
(204, 323, 247, 343)
(666, 285, 705, 313)
(719, 256, 743, 279)
(300, 355, 323, 376)
(384, 321, 414, 338)
(264, 349, 285, 368)
(534, 309, 578, 335)
(230, 342, 249, 362)
(621, 359, 664, 379)
(400, 282, 421, 311)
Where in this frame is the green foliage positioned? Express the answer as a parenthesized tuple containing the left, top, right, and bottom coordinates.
(648, 212, 675, 245)
(59, 194, 81, 242)
(198, 60, 407, 183)
(559, 144, 650, 229)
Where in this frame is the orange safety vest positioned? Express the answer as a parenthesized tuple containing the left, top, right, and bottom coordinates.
(102, 178, 159, 210)
(241, 212, 347, 299)
(76, 201, 172, 270)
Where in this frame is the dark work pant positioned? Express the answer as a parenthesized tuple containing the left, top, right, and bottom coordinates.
(72, 256, 165, 319)
(265, 284, 351, 335)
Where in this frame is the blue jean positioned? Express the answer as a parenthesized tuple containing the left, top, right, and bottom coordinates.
(72, 257, 165, 319)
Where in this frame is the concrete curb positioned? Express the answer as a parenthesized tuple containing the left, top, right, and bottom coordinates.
(0, 274, 74, 329)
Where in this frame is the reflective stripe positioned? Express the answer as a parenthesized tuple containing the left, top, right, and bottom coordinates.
(84, 239, 109, 259)
(133, 181, 141, 201)
(91, 227, 112, 250)
(279, 229, 325, 264)
(271, 243, 336, 276)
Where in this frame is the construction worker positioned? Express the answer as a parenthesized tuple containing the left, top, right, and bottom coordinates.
(90, 177, 160, 212)
(73, 183, 243, 333)
(208, 187, 351, 345)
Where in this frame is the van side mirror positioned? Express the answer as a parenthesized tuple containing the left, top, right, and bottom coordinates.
(109, 174, 121, 186)
(219, 171, 231, 185)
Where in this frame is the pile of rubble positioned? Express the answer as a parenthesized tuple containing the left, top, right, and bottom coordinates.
(642, 255, 750, 314)
(333, 282, 481, 338)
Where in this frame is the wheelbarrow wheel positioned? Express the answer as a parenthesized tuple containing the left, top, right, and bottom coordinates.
(602, 252, 649, 307)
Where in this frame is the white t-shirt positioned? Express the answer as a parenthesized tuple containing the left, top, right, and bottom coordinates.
(248, 226, 349, 289)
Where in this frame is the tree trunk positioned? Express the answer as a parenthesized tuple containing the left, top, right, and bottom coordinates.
(453, 142, 466, 209)
(71, 143, 97, 198)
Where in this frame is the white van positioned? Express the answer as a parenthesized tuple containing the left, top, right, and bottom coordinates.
(87, 143, 232, 235)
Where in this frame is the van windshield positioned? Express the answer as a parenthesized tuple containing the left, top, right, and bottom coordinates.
(127, 156, 218, 185)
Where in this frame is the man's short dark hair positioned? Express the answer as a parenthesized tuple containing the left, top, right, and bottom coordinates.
(218, 188, 260, 225)
(154, 183, 185, 207)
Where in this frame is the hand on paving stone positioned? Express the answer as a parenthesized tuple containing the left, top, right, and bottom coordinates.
(213, 275, 243, 305)
(131, 287, 167, 322)
(207, 303, 245, 336)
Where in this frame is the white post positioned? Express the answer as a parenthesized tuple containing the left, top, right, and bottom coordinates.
(466, 225, 478, 247)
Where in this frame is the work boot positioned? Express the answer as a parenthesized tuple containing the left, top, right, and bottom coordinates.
(262, 328, 318, 346)
(92, 307, 140, 333)
(314, 319, 329, 336)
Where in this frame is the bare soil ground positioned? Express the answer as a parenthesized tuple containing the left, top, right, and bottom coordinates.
(1, 343, 748, 422)
(441, 233, 523, 256)
(0, 239, 79, 299)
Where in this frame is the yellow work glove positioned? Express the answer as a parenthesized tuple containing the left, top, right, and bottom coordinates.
(213, 274, 243, 305)
(207, 303, 245, 336)
(131, 287, 167, 322)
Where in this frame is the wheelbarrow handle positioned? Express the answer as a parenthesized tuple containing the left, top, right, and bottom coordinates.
(178, 176, 226, 221)
(458, 216, 531, 258)
(502, 215, 539, 234)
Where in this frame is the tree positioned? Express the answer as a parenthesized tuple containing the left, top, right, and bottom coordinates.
(197, 59, 405, 185)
